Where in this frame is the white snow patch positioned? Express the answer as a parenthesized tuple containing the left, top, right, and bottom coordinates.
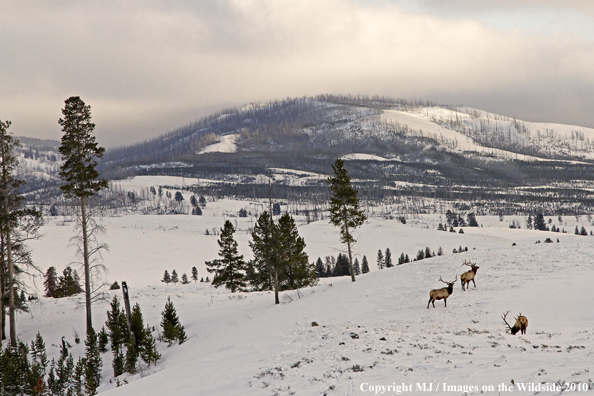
(198, 134, 239, 154)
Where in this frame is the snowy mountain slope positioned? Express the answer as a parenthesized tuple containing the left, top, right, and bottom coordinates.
(16, 207, 594, 396)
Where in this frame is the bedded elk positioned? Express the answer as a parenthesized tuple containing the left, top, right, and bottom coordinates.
(460, 260, 479, 291)
(502, 311, 528, 335)
(427, 276, 457, 309)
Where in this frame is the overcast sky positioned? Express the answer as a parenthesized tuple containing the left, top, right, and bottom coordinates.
(2, 0, 594, 147)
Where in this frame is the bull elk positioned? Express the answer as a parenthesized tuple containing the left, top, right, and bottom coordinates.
(502, 311, 528, 335)
(460, 260, 479, 291)
(427, 276, 457, 309)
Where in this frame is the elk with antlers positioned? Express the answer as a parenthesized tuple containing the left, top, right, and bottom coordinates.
(427, 276, 457, 309)
(460, 260, 479, 291)
(502, 311, 528, 335)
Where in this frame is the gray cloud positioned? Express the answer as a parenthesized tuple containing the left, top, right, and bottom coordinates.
(2, 0, 594, 147)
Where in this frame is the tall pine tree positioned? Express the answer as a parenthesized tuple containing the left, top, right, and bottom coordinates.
(58, 97, 108, 333)
(205, 220, 246, 292)
(327, 159, 366, 282)
(361, 255, 370, 274)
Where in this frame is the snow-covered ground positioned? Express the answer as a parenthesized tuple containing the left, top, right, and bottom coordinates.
(14, 199, 594, 395)
(198, 134, 239, 154)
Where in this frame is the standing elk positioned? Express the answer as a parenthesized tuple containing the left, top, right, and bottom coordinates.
(460, 260, 479, 291)
(427, 276, 457, 309)
(502, 311, 528, 335)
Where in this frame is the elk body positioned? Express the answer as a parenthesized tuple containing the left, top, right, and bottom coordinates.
(502, 311, 528, 335)
(427, 277, 457, 308)
(460, 260, 479, 291)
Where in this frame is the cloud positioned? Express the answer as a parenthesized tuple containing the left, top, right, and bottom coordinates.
(2, 0, 594, 146)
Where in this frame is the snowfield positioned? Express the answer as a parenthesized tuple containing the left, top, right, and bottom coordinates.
(198, 134, 239, 154)
(14, 203, 594, 395)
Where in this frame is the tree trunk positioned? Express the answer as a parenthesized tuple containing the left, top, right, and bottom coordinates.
(5, 191, 16, 346)
(274, 266, 279, 305)
(81, 196, 93, 333)
(344, 218, 356, 282)
(0, 242, 5, 343)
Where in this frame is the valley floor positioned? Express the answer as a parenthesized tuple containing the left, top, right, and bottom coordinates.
(13, 211, 594, 395)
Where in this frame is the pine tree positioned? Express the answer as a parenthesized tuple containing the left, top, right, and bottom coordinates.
(161, 297, 186, 346)
(206, 220, 246, 293)
(353, 258, 361, 275)
(384, 248, 393, 268)
(181, 273, 189, 284)
(191, 266, 198, 282)
(0, 119, 42, 347)
(361, 255, 370, 274)
(534, 213, 546, 231)
(376, 249, 384, 270)
(171, 270, 179, 284)
(327, 159, 366, 282)
(199, 195, 207, 208)
(333, 253, 351, 277)
(105, 297, 128, 377)
(44, 266, 58, 298)
(437, 246, 444, 256)
(398, 252, 405, 265)
(161, 270, 171, 284)
(467, 212, 479, 227)
(83, 328, 102, 395)
(58, 96, 108, 333)
(315, 257, 325, 278)
(54, 266, 83, 298)
(249, 211, 276, 294)
(276, 213, 316, 291)
(425, 246, 432, 258)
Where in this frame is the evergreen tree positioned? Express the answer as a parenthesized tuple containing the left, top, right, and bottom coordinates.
(171, 270, 179, 284)
(83, 328, 102, 395)
(181, 273, 189, 284)
(327, 159, 366, 282)
(527, 214, 533, 230)
(333, 253, 351, 277)
(361, 255, 370, 274)
(161, 297, 186, 346)
(353, 258, 361, 275)
(105, 297, 128, 377)
(199, 195, 207, 208)
(248, 212, 276, 293)
(416, 249, 425, 260)
(190, 195, 198, 208)
(376, 249, 384, 270)
(174, 191, 184, 203)
(58, 96, 108, 333)
(467, 212, 479, 227)
(425, 246, 432, 258)
(315, 257, 325, 278)
(0, 119, 42, 347)
(206, 220, 246, 293)
(437, 246, 443, 256)
(54, 266, 83, 298)
(276, 213, 316, 290)
(161, 270, 171, 284)
(580, 226, 588, 236)
(44, 266, 58, 298)
(191, 266, 198, 282)
(534, 213, 546, 231)
(398, 252, 405, 265)
(384, 248, 393, 268)
(405, 254, 410, 263)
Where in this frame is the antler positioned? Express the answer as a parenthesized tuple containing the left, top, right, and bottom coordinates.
(502, 311, 513, 331)
(439, 276, 457, 284)
(461, 260, 474, 267)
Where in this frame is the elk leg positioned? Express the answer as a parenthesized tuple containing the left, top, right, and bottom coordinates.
(472, 279, 476, 288)
(444, 298, 447, 307)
